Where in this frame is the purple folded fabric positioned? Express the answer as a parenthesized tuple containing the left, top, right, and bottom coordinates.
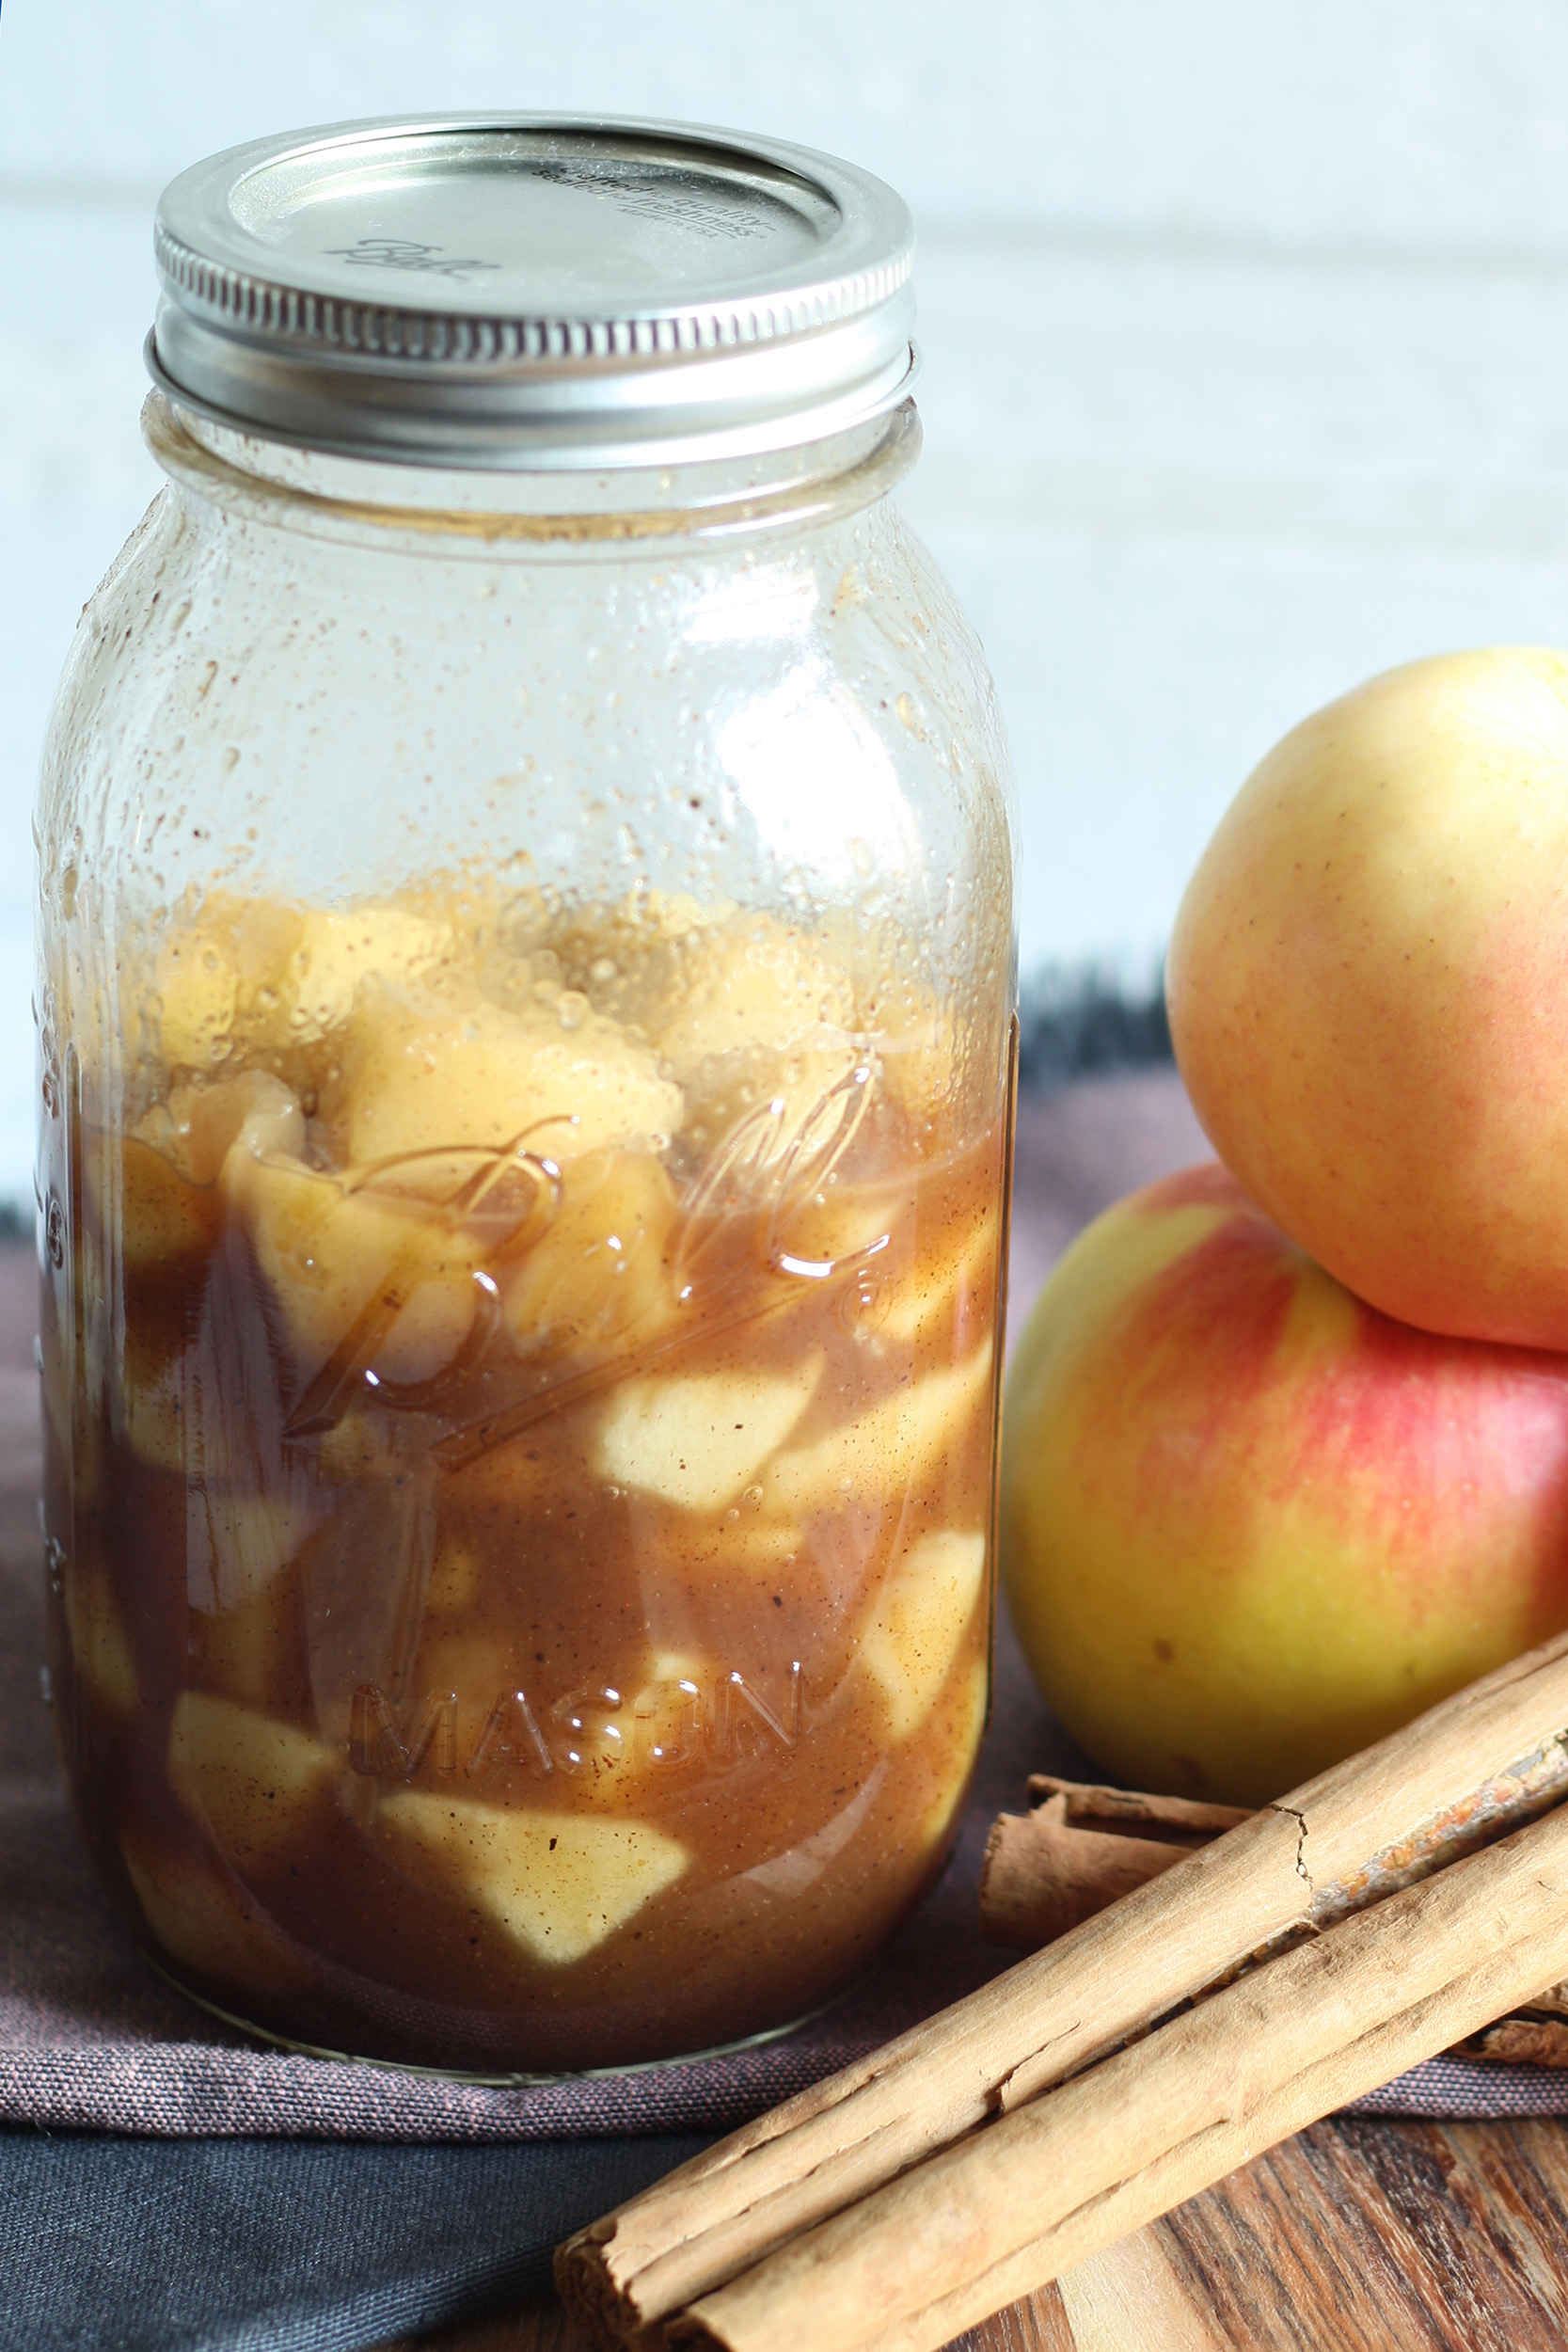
(6, 1078, 1566, 2140)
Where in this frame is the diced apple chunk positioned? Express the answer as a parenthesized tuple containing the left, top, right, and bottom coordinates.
(767, 1174, 911, 1285)
(652, 912, 877, 1179)
(879, 1206, 1000, 1350)
(682, 1515, 804, 1576)
(859, 1530, 988, 1741)
(335, 982, 684, 1165)
(423, 1533, 483, 1618)
(86, 1077, 300, 1277)
(117, 1308, 320, 1497)
(742, 1041, 871, 1179)
(313, 1406, 399, 1484)
(151, 930, 240, 1071)
(149, 894, 303, 1070)
(546, 885, 726, 1002)
(375, 1792, 689, 1964)
(119, 1335, 187, 1473)
(917, 1659, 990, 1849)
(62, 1563, 137, 1712)
(764, 1342, 993, 1518)
(502, 1146, 681, 1360)
(656, 914, 853, 1079)
(144, 889, 466, 1068)
(120, 1825, 309, 1998)
(186, 1489, 319, 1613)
(287, 906, 455, 1041)
(168, 1692, 339, 1873)
(596, 1360, 822, 1513)
(862, 984, 958, 1121)
(146, 1072, 304, 1186)
(226, 1149, 486, 1390)
(105, 1136, 222, 1270)
(646, 1646, 707, 1687)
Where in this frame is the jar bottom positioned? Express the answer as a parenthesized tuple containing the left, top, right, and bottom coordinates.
(148, 1957, 852, 2089)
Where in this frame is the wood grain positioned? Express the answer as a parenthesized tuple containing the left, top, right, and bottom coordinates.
(1057, 2229, 1224, 2350)
(380, 2121, 1568, 2352)
(1134, 2119, 1568, 2352)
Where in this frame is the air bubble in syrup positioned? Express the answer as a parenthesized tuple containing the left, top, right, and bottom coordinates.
(840, 1276, 889, 1341)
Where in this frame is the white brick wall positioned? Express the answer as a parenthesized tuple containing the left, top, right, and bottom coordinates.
(5, 1, 1568, 1194)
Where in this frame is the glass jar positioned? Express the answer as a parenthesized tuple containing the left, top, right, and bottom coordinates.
(36, 117, 1017, 2077)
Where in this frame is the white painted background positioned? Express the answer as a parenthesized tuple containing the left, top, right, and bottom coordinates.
(6, 3, 1568, 1200)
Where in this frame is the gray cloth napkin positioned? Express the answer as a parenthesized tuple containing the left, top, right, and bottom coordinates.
(0, 2128, 718, 2352)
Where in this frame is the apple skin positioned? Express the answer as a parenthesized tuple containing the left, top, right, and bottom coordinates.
(1166, 646, 1568, 1349)
(1000, 1162, 1568, 1805)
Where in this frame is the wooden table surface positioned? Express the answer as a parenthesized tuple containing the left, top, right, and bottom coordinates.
(383, 2114, 1568, 2352)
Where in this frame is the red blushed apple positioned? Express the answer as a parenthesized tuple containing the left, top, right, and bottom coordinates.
(1000, 1162, 1568, 1805)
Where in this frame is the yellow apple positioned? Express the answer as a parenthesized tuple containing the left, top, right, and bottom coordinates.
(1000, 1162, 1568, 1804)
(1166, 646, 1568, 1348)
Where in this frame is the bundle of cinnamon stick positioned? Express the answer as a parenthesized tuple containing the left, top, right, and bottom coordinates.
(557, 1629, 1568, 2352)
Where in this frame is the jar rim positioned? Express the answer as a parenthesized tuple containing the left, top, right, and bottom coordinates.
(141, 389, 924, 554)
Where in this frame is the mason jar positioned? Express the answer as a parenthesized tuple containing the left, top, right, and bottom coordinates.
(36, 115, 1017, 2077)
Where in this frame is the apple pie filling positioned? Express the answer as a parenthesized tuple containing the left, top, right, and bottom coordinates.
(40, 881, 1006, 2074)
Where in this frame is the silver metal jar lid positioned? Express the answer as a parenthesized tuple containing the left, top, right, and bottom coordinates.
(149, 114, 917, 470)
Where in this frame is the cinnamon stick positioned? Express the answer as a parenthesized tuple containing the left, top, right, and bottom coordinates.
(662, 1801, 1568, 2352)
(1028, 1776, 1250, 1840)
(983, 1776, 1568, 2065)
(556, 1629, 1568, 2346)
(981, 1778, 1249, 1947)
(1452, 2015, 1568, 2068)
